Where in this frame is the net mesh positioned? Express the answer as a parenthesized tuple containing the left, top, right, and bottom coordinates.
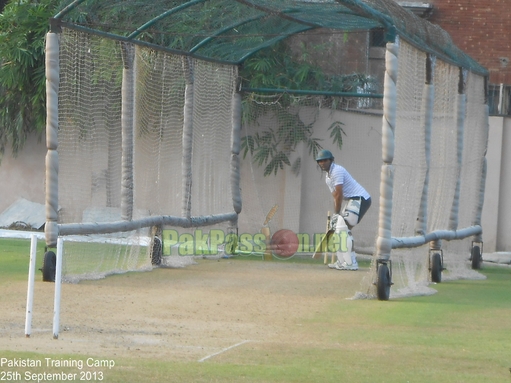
(458, 72, 487, 228)
(427, 59, 459, 232)
(357, 41, 487, 298)
(54, 0, 487, 75)
(240, 92, 382, 253)
(57, 28, 237, 281)
(390, 41, 427, 238)
(58, 31, 123, 225)
(133, 48, 184, 217)
(52, 5, 488, 296)
(133, 51, 236, 218)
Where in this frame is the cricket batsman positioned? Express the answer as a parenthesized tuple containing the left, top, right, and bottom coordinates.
(316, 149, 372, 270)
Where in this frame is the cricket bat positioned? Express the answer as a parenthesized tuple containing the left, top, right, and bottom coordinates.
(227, 204, 278, 257)
(261, 204, 278, 260)
(312, 211, 334, 260)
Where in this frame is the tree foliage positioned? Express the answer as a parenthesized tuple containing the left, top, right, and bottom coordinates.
(239, 41, 370, 176)
(0, 0, 60, 158)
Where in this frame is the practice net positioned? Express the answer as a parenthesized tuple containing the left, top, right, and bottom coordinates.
(53, 28, 238, 281)
(359, 40, 488, 299)
(48, 27, 488, 299)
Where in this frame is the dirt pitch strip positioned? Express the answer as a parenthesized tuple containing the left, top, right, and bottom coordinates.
(1, 259, 369, 362)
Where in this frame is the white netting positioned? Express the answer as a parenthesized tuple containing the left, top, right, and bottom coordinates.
(58, 31, 124, 224)
(60, 231, 152, 284)
(390, 41, 427, 238)
(133, 52, 236, 217)
(56, 28, 238, 281)
(359, 41, 487, 299)
(427, 59, 459, 232)
(190, 60, 236, 217)
(458, 72, 487, 228)
(54, 28, 487, 294)
(133, 49, 184, 217)
(239, 93, 381, 252)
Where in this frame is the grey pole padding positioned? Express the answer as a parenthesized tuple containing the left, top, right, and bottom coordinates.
(182, 57, 194, 218)
(376, 165, 394, 259)
(473, 103, 489, 242)
(121, 42, 135, 221)
(415, 55, 436, 236)
(381, 39, 399, 165)
(392, 225, 482, 249)
(230, 90, 242, 216)
(57, 212, 238, 236)
(376, 37, 399, 261)
(448, 68, 468, 231)
(45, 32, 60, 247)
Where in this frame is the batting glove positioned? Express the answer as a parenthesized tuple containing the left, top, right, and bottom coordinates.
(330, 213, 340, 231)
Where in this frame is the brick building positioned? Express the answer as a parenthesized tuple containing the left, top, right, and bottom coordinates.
(402, 0, 511, 115)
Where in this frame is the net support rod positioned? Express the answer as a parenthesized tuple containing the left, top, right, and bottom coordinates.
(415, 55, 436, 236)
(121, 42, 135, 221)
(230, 89, 243, 217)
(45, 32, 60, 248)
(392, 225, 482, 249)
(448, 68, 468, 231)
(473, 99, 490, 242)
(240, 87, 383, 98)
(57, 212, 238, 236)
(24, 234, 38, 338)
(52, 237, 64, 339)
(474, 158, 487, 243)
(376, 36, 400, 261)
(182, 57, 194, 219)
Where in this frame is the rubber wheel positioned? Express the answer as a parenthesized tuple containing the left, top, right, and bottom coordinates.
(471, 246, 482, 270)
(42, 251, 56, 282)
(151, 237, 162, 266)
(431, 252, 442, 283)
(376, 263, 391, 301)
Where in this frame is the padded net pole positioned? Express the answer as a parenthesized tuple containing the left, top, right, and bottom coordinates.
(230, 90, 242, 218)
(376, 36, 400, 261)
(121, 43, 135, 221)
(473, 91, 489, 243)
(182, 57, 194, 219)
(474, 158, 487, 243)
(45, 31, 60, 247)
(448, 68, 468, 231)
(415, 55, 435, 236)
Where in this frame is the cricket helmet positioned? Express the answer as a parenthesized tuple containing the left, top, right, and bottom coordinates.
(315, 149, 334, 161)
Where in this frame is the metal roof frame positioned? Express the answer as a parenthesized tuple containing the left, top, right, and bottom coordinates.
(52, 0, 487, 75)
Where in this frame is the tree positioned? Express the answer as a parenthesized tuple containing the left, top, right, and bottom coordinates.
(239, 41, 375, 176)
(0, 0, 59, 159)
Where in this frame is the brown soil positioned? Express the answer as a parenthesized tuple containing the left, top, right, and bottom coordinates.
(0, 259, 370, 362)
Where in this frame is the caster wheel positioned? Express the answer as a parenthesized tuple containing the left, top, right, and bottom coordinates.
(431, 252, 442, 283)
(42, 251, 56, 282)
(471, 245, 482, 270)
(377, 263, 391, 301)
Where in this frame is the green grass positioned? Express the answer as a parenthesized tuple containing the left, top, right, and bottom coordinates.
(0, 237, 47, 282)
(1, 238, 510, 382)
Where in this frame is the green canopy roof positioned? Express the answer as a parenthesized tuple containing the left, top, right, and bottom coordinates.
(53, 0, 487, 75)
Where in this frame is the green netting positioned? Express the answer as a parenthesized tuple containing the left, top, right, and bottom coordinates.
(53, 0, 487, 75)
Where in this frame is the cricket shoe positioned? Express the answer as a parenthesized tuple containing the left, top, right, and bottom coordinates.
(328, 260, 359, 271)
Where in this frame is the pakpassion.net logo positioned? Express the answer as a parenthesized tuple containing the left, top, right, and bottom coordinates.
(161, 229, 350, 257)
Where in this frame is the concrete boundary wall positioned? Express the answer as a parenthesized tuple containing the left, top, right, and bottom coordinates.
(1, 116, 510, 252)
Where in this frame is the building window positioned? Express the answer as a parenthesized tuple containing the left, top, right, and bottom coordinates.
(370, 28, 386, 48)
(488, 85, 511, 116)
